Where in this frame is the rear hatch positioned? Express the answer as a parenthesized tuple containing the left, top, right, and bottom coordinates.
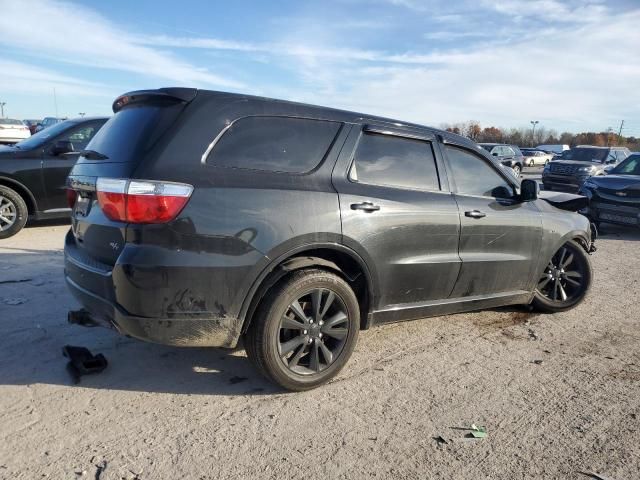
(67, 88, 197, 266)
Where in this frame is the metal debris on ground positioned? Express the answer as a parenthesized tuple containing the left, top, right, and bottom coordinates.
(62, 345, 108, 384)
(469, 424, 487, 439)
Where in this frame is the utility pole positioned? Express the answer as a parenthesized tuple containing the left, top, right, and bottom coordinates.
(530, 120, 539, 147)
(606, 127, 613, 147)
(617, 120, 625, 145)
(0, 102, 5, 118)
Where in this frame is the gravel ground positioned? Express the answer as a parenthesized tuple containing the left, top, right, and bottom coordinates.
(1, 220, 639, 479)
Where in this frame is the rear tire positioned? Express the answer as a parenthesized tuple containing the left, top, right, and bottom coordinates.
(531, 240, 592, 313)
(245, 269, 360, 391)
(0, 185, 28, 239)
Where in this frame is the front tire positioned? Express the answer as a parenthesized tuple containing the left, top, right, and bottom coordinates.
(512, 164, 522, 176)
(0, 185, 28, 239)
(245, 269, 360, 391)
(531, 240, 592, 313)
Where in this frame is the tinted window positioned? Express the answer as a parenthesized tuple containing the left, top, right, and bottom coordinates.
(14, 120, 81, 149)
(351, 133, 440, 191)
(563, 148, 608, 162)
(60, 124, 102, 151)
(445, 145, 513, 198)
(210, 116, 340, 173)
(86, 105, 179, 163)
(613, 155, 640, 175)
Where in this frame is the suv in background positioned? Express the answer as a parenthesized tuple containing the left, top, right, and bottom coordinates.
(542, 146, 631, 192)
(64, 88, 594, 391)
(478, 143, 525, 176)
(0, 117, 108, 238)
(35, 117, 66, 132)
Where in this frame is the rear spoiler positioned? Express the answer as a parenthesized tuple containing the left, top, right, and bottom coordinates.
(112, 88, 198, 113)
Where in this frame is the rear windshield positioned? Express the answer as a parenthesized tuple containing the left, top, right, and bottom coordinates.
(83, 105, 180, 162)
(561, 148, 608, 162)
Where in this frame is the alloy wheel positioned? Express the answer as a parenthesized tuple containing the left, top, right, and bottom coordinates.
(277, 288, 350, 375)
(0, 195, 17, 231)
(537, 244, 587, 303)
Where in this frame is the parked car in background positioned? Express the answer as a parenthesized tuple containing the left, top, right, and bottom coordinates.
(542, 146, 631, 193)
(64, 88, 594, 391)
(23, 119, 42, 135)
(478, 143, 525, 175)
(35, 117, 66, 132)
(579, 153, 640, 229)
(537, 144, 570, 155)
(0, 116, 108, 238)
(521, 148, 553, 166)
(0, 119, 31, 144)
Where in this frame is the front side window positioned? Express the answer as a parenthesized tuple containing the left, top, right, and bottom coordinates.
(444, 145, 514, 198)
(209, 116, 341, 173)
(350, 132, 440, 191)
(60, 124, 101, 151)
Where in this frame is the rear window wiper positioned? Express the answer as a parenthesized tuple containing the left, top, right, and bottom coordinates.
(80, 149, 109, 160)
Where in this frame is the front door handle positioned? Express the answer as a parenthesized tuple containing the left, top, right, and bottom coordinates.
(465, 210, 486, 219)
(351, 202, 380, 212)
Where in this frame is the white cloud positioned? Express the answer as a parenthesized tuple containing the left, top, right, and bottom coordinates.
(0, 0, 243, 90)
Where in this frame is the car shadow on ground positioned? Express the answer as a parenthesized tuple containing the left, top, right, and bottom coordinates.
(25, 218, 70, 229)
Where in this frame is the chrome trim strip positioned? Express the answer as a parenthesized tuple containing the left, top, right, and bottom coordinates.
(200, 121, 235, 165)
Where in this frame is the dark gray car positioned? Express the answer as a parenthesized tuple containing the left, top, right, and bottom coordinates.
(64, 88, 595, 391)
(542, 146, 631, 193)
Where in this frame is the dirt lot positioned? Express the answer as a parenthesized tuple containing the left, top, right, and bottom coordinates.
(1, 220, 639, 479)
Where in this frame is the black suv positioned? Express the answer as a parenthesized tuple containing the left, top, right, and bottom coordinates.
(478, 143, 525, 176)
(64, 89, 594, 390)
(0, 117, 108, 238)
(542, 146, 631, 193)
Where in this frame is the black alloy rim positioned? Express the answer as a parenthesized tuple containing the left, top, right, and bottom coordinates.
(537, 244, 587, 303)
(277, 289, 350, 375)
(0, 195, 17, 231)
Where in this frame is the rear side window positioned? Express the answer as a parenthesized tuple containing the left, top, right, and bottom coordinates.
(350, 132, 440, 191)
(209, 116, 341, 173)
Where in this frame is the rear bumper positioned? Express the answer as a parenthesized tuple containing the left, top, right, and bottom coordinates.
(64, 230, 243, 348)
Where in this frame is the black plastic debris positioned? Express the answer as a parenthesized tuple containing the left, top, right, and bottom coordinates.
(62, 345, 108, 384)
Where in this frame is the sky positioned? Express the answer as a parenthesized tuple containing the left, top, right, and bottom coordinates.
(0, 0, 639, 135)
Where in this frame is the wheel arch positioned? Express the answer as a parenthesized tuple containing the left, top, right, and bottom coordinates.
(0, 176, 37, 215)
(240, 244, 376, 334)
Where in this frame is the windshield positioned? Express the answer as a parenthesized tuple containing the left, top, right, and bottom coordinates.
(559, 148, 608, 162)
(612, 155, 640, 175)
(479, 145, 494, 152)
(13, 120, 78, 149)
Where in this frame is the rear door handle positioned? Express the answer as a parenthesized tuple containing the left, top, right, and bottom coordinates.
(351, 202, 380, 212)
(465, 210, 486, 219)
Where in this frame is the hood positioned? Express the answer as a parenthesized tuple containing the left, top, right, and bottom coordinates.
(551, 159, 604, 167)
(589, 174, 640, 191)
(0, 144, 18, 157)
(538, 190, 588, 211)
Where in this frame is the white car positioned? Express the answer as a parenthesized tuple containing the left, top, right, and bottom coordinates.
(521, 149, 553, 166)
(536, 144, 570, 155)
(0, 118, 30, 144)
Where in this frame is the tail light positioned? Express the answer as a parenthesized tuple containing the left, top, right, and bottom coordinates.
(96, 178, 193, 224)
(66, 188, 78, 209)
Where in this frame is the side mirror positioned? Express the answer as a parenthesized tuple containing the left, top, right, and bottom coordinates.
(50, 140, 74, 156)
(603, 165, 615, 174)
(520, 179, 539, 201)
(492, 152, 499, 156)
